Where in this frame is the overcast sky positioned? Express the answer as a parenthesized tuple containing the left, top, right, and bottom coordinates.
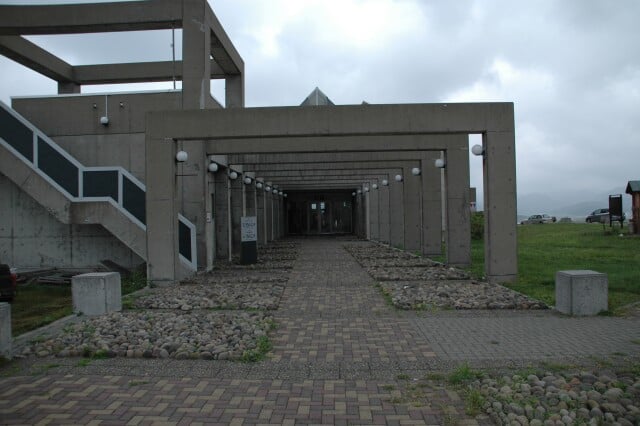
(1, 0, 639, 212)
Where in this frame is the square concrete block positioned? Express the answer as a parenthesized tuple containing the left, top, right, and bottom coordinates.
(72, 272, 122, 316)
(0, 302, 11, 359)
(555, 270, 608, 316)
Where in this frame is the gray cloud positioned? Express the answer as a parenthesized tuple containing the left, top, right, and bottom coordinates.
(1, 0, 638, 214)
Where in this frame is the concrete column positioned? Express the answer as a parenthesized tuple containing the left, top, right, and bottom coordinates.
(444, 139, 471, 266)
(256, 188, 265, 245)
(370, 183, 380, 241)
(389, 177, 404, 249)
(181, 0, 211, 269)
(421, 152, 443, 256)
(146, 136, 179, 285)
(182, 0, 211, 109)
(205, 172, 215, 270)
(245, 182, 256, 216)
(214, 171, 230, 260)
(379, 182, 390, 243)
(225, 74, 245, 108)
(266, 191, 274, 241)
(483, 130, 518, 283)
(365, 191, 371, 239)
(230, 176, 242, 257)
(403, 166, 422, 252)
(0, 303, 11, 359)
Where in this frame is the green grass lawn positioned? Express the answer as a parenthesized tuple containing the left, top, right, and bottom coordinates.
(469, 223, 640, 311)
(10, 271, 147, 337)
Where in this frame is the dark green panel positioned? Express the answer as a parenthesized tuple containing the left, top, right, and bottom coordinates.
(0, 107, 33, 162)
(83, 170, 118, 200)
(122, 176, 145, 225)
(38, 137, 78, 197)
(178, 220, 192, 261)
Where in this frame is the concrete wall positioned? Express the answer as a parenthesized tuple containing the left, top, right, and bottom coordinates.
(0, 174, 143, 269)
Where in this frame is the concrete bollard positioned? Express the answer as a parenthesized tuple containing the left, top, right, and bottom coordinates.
(555, 270, 608, 316)
(0, 302, 11, 359)
(72, 272, 122, 316)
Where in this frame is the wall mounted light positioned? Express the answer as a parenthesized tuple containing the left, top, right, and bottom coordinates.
(279, 191, 284, 196)
(357, 189, 362, 194)
(228, 170, 238, 180)
(411, 167, 421, 176)
(434, 158, 446, 168)
(265, 185, 271, 192)
(381, 179, 389, 186)
(372, 183, 378, 190)
(243, 176, 252, 185)
(256, 181, 263, 189)
(284, 193, 288, 198)
(395, 174, 403, 182)
(352, 192, 356, 196)
(471, 144, 484, 156)
(100, 116, 109, 126)
(208, 162, 219, 173)
(176, 150, 188, 163)
(364, 186, 369, 192)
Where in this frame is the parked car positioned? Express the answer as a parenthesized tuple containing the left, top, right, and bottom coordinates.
(586, 208, 626, 223)
(520, 214, 556, 225)
(0, 264, 17, 302)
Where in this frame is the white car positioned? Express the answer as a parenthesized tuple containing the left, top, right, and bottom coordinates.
(521, 214, 556, 225)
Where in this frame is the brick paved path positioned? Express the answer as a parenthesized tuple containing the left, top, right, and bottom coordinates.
(1, 237, 639, 425)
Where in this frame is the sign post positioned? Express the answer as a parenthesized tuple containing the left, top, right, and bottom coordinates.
(240, 216, 258, 264)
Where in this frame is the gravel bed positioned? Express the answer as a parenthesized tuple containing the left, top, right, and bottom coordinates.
(213, 260, 294, 270)
(132, 282, 284, 310)
(468, 369, 640, 425)
(358, 258, 441, 268)
(345, 242, 548, 310)
(19, 311, 274, 361)
(367, 266, 471, 281)
(380, 280, 547, 310)
(197, 270, 290, 284)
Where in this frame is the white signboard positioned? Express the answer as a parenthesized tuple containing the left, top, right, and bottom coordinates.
(241, 216, 257, 242)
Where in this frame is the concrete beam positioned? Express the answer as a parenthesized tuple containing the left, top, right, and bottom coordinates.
(73, 60, 225, 85)
(148, 103, 514, 142)
(0, 1, 182, 35)
(0, 36, 74, 83)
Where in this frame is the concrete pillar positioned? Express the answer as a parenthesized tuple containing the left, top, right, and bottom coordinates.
(180, 0, 211, 268)
(205, 172, 215, 270)
(365, 191, 371, 239)
(370, 182, 380, 241)
(245, 181, 256, 216)
(403, 166, 422, 252)
(379, 182, 390, 243)
(256, 188, 265, 245)
(225, 74, 245, 108)
(230, 176, 242, 257)
(145, 136, 179, 285)
(266, 191, 274, 241)
(214, 171, 229, 260)
(444, 139, 471, 266)
(421, 153, 443, 256)
(0, 303, 10, 359)
(483, 130, 518, 283)
(389, 177, 404, 249)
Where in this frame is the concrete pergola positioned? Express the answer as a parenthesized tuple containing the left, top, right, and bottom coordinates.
(145, 103, 518, 285)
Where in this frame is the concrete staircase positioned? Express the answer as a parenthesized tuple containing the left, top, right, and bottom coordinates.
(0, 101, 196, 272)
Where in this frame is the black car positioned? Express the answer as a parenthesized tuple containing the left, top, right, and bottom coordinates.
(586, 208, 625, 223)
(0, 264, 17, 302)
